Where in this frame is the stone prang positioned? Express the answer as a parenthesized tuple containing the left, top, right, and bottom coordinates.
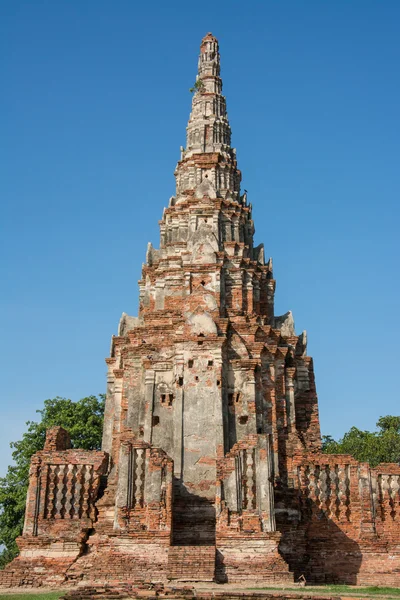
(2, 33, 399, 588)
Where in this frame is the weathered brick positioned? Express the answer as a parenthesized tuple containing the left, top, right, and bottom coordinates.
(2, 33, 399, 589)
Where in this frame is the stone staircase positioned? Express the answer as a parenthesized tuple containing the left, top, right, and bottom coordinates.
(167, 545, 215, 581)
(172, 482, 216, 546)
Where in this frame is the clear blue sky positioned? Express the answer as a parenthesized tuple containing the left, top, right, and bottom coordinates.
(1, 1, 399, 475)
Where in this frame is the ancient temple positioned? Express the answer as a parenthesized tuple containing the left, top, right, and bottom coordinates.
(1, 33, 399, 588)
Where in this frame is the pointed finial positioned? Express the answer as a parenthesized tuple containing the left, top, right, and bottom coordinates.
(174, 33, 241, 203)
(198, 33, 220, 79)
(202, 32, 217, 42)
(184, 33, 230, 156)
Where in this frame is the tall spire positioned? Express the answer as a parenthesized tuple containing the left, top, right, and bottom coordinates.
(175, 33, 241, 203)
(185, 33, 232, 155)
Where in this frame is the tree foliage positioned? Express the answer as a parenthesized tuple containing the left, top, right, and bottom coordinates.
(0, 395, 105, 568)
(322, 415, 400, 467)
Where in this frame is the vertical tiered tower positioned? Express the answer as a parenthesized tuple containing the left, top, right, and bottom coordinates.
(96, 31, 319, 581)
(3, 33, 400, 589)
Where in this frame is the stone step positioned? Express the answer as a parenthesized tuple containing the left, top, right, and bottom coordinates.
(167, 545, 215, 581)
(172, 499, 216, 545)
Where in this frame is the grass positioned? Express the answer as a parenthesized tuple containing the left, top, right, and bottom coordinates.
(0, 593, 64, 600)
(250, 585, 400, 597)
(1, 587, 400, 600)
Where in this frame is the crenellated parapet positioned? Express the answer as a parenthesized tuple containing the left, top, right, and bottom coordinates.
(21, 427, 108, 542)
(114, 437, 173, 537)
(274, 453, 400, 584)
(0, 428, 108, 587)
(215, 433, 292, 583)
(216, 434, 276, 534)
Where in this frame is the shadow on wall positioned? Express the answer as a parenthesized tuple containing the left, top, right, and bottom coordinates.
(172, 478, 216, 546)
(215, 548, 226, 583)
(276, 490, 362, 584)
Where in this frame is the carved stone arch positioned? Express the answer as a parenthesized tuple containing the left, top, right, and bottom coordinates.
(118, 313, 143, 337)
(261, 345, 273, 367)
(224, 254, 241, 270)
(255, 327, 268, 342)
(194, 178, 217, 199)
(191, 240, 217, 264)
(189, 223, 219, 264)
(274, 311, 295, 336)
(189, 223, 219, 246)
(185, 308, 217, 336)
(228, 330, 249, 360)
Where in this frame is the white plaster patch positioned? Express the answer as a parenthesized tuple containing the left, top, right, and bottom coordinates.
(185, 311, 217, 335)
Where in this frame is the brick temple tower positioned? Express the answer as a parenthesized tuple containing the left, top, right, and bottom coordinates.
(101, 31, 320, 547)
(2, 34, 399, 588)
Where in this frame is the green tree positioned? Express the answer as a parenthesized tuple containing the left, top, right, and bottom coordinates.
(0, 395, 105, 568)
(322, 415, 400, 467)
